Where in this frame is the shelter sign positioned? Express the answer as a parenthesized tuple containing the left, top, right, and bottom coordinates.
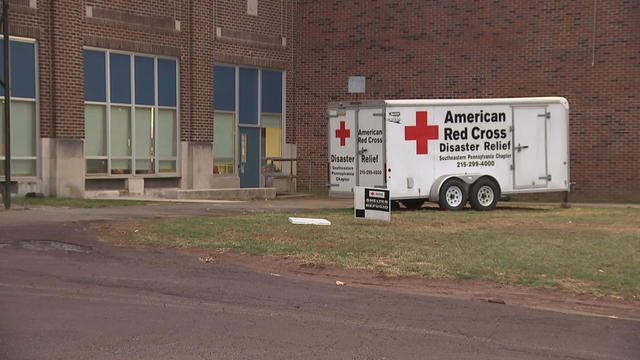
(354, 187, 391, 222)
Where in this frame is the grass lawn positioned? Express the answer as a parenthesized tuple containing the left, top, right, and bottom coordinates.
(11, 197, 152, 208)
(97, 205, 640, 299)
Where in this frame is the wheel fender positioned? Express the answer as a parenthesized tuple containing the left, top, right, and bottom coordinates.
(430, 174, 484, 202)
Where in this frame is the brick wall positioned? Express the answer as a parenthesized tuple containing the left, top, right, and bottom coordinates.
(294, 0, 640, 202)
(9, 0, 295, 144)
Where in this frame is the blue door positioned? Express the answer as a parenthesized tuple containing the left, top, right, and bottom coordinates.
(239, 127, 260, 188)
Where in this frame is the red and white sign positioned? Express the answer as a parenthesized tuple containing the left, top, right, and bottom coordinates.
(404, 111, 439, 154)
(335, 121, 351, 146)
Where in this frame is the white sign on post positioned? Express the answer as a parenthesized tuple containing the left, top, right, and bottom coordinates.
(354, 187, 391, 222)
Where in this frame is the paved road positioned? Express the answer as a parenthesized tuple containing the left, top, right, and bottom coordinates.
(1, 200, 639, 359)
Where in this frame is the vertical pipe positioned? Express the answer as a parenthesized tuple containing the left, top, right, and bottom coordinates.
(591, 0, 598, 67)
(3, 0, 11, 209)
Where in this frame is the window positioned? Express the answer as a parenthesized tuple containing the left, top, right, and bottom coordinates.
(213, 112, 235, 174)
(262, 115, 281, 160)
(85, 104, 107, 173)
(83, 49, 178, 176)
(0, 38, 38, 177)
(213, 65, 284, 176)
(213, 65, 236, 174)
(261, 70, 283, 172)
(110, 106, 131, 174)
(239, 68, 258, 125)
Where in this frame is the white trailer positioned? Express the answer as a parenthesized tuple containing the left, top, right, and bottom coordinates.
(328, 97, 570, 210)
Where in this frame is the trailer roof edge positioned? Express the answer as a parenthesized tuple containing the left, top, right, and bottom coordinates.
(384, 97, 569, 109)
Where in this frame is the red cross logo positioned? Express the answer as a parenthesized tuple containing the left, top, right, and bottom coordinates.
(335, 121, 351, 146)
(405, 111, 439, 154)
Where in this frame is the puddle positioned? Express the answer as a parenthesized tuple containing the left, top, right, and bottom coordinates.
(18, 240, 92, 254)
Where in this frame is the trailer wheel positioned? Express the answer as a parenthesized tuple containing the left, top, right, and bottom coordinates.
(401, 199, 425, 210)
(438, 178, 468, 211)
(469, 178, 499, 211)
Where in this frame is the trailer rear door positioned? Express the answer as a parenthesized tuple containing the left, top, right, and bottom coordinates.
(356, 108, 385, 188)
(513, 107, 549, 188)
(328, 108, 357, 195)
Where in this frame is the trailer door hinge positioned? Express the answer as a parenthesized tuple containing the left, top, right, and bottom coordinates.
(327, 113, 339, 119)
(510, 164, 514, 170)
(538, 112, 551, 119)
(539, 175, 552, 181)
(373, 113, 384, 117)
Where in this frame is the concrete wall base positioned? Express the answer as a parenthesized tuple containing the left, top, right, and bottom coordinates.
(211, 176, 240, 188)
(181, 141, 221, 189)
(50, 138, 85, 197)
(15, 180, 40, 195)
(5, 138, 83, 198)
(163, 187, 276, 201)
(126, 178, 145, 196)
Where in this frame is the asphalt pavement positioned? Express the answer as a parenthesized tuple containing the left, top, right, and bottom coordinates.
(0, 199, 638, 359)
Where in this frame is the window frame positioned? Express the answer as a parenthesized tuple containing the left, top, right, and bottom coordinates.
(83, 47, 180, 178)
(213, 63, 286, 182)
(0, 36, 39, 180)
(213, 109, 237, 176)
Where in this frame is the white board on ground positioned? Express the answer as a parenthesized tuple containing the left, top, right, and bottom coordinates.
(288, 217, 332, 226)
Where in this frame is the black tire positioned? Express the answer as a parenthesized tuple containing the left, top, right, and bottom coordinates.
(401, 199, 425, 210)
(438, 178, 468, 211)
(469, 178, 500, 211)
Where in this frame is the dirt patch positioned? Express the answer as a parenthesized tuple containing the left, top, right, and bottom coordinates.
(183, 249, 640, 322)
(92, 221, 148, 248)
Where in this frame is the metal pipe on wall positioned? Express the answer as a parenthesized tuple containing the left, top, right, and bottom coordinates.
(592, 0, 598, 67)
(2, 0, 11, 210)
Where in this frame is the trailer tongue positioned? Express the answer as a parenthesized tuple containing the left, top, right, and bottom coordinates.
(328, 97, 570, 211)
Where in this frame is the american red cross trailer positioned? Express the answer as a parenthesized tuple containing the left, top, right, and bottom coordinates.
(328, 97, 570, 210)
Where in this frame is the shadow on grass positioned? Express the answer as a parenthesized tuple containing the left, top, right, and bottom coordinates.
(494, 206, 555, 212)
(393, 205, 553, 213)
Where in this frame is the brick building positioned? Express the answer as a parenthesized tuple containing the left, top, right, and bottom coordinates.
(2, 0, 294, 198)
(1, 0, 638, 202)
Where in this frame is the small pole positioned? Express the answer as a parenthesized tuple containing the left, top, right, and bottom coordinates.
(561, 191, 570, 208)
(591, 0, 598, 67)
(2, 0, 10, 210)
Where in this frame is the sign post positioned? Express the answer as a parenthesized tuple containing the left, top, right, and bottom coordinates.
(354, 187, 391, 222)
